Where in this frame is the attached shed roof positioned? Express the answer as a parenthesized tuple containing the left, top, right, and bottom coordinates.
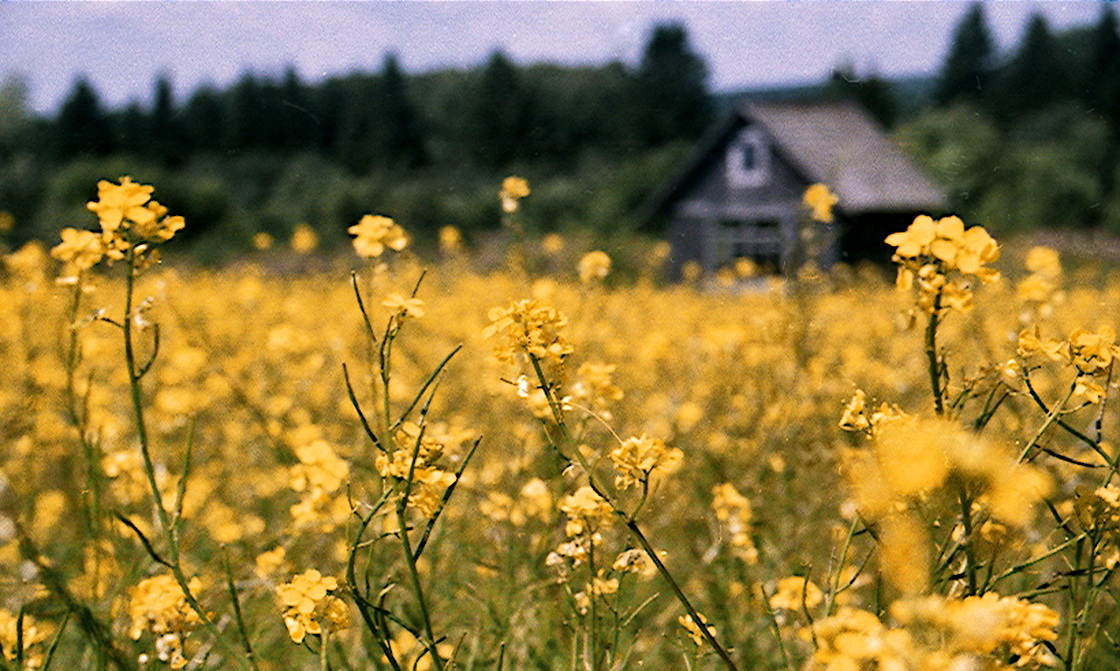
(643, 98, 946, 221)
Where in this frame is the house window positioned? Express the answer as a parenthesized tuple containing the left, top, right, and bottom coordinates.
(726, 129, 769, 188)
(714, 219, 783, 272)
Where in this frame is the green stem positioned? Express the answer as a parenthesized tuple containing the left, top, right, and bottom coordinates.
(394, 501, 444, 671)
(925, 292, 945, 416)
(1018, 385, 1076, 463)
(121, 244, 247, 668)
(957, 481, 978, 596)
(529, 350, 740, 671)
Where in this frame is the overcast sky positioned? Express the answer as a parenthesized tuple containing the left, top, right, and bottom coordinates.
(0, 1, 1107, 114)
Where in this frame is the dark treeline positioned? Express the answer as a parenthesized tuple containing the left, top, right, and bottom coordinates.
(2, 10, 1120, 258)
(898, 4, 1120, 232)
(0, 23, 711, 257)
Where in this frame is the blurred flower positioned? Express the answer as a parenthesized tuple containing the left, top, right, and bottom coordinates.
(290, 223, 319, 254)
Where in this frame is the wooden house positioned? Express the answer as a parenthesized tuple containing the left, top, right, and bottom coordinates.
(643, 99, 947, 277)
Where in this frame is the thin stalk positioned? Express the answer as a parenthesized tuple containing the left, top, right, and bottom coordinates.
(588, 537, 600, 671)
(120, 244, 246, 668)
(1018, 385, 1076, 463)
(759, 584, 796, 671)
(957, 481, 978, 596)
(40, 609, 71, 671)
(394, 501, 444, 671)
(824, 517, 858, 616)
(925, 293, 945, 416)
(527, 353, 740, 671)
(222, 550, 262, 671)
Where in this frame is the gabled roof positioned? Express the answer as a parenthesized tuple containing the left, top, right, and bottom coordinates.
(643, 98, 946, 221)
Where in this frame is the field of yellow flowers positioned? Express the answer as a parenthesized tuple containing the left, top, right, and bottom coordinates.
(1, 177, 1119, 670)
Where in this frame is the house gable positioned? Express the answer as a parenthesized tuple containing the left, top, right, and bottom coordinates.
(648, 98, 948, 278)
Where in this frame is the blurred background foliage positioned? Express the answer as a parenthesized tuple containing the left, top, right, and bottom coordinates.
(1, 7, 1120, 261)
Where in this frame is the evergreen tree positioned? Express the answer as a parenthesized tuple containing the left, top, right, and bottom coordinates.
(1085, 6, 1120, 127)
(332, 73, 382, 172)
(378, 53, 427, 168)
(52, 77, 113, 158)
(224, 72, 264, 151)
(826, 65, 898, 128)
(993, 14, 1069, 122)
(182, 85, 224, 154)
(0, 74, 30, 158)
(149, 74, 184, 164)
(461, 51, 532, 168)
(933, 4, 995, 107)
(631, 23, 711, 147)
(279, 66, 315, 151)
(113, 102, 147, 156)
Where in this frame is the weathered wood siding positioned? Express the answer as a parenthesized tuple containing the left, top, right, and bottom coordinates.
(666, 120, 816, 276)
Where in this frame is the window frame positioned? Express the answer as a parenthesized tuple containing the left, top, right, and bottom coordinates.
(725, 128, 770, 188)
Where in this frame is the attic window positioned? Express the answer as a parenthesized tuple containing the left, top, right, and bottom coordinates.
(726, 129, 769, 187)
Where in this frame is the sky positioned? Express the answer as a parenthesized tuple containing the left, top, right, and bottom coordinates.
(0, 1, 1108, 114)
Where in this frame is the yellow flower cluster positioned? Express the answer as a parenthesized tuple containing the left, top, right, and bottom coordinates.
(499, 176, 531, 214)
(479, 477, 554, 526)
(348, 214, 408, 259)
(711, 483, 758, 564)
(376, 422, 458, 517)
(483, 299, 574, 366)
(809, 593, 1059, 670)
(127, 575, 203, 669)
(678, 612, 716, 647)
(0, 608, 52, 669)
(1076, 485, 1120, 536)
(558, 485, 613, 535)
(837, 388, 905, 438)
(851, 417, 1050, 525)
(1016, 246, 1063, 307)
(608, 434, 683, 490)
(885, 215, 999, 313)
(803, 183, 839, 224)
(277, 569, 349, 643)
(51, 177, 184, 273)
(769, 576, 824, 612)
(570, 361, 624, 417)
(845, 416, 1050, 593)
(1019, 325, 1118, 403)
(577, 250, 612, 284)
(289, 439, 350, 529)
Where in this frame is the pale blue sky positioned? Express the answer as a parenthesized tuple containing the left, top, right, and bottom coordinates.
(0, 1, 1107, 113)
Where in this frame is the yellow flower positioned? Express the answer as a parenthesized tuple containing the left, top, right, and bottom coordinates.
(499, 176, 530, 213)
(382, 293, 426, 318)
(51, 227, 104, 270)
(348, 214, 408, 258)
(1067, 326, 1118, 373)
(438, 225, 463, 253)
(252, 232, 274, 250)
(577, 250, 611, 283)
(558, 486, 613, 532)
(482, 299, 574, 364)
(290, 223, 319, 254)
(802, 183, 838, 223)
(1025, 246, 1061, 278)
(0, 608, 52, 667)
(542, 233, 565, 254)
(608, 434, 683, 489)
(277, 569, 341, 643)
(769, 576, 823, 611)
(884, 215, 937, 258)
(678, 612, 716, 647)
(86, 176, 155, 233)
